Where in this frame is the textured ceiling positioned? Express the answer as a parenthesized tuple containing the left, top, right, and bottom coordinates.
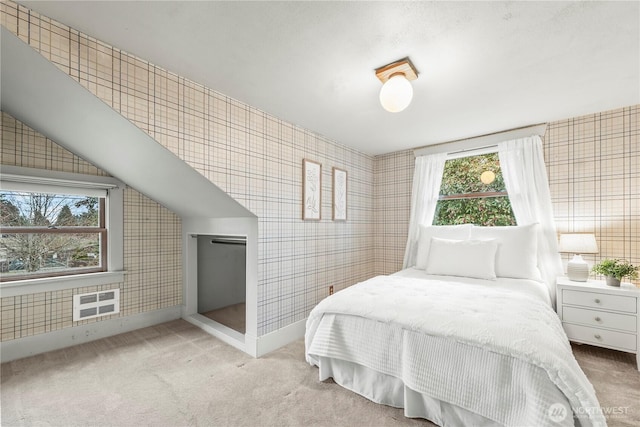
(19, 1, 640, 155)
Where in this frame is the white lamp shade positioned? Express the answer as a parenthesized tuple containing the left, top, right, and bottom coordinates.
(558, 233, 598, 254)
(379, 74, 413, 112)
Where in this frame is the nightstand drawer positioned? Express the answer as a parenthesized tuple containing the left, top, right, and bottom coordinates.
(563, 306, 637, 333)
(563, 323, 637, 351)
(562, 290, 637, 313)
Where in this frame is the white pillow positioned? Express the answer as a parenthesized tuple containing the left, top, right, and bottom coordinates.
(425, 237, 498, 280)
(469, 224, 541, 281)
(415, 224, 473, 269)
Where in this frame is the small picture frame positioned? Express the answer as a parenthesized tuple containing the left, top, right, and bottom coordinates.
(302, 159, 322, 220)
(332, 167, 347, 221)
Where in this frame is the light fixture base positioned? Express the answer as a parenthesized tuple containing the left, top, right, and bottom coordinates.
(375, 58, 418, 84)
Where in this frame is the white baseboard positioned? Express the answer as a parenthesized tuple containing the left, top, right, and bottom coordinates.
(1, 310, 306, 363)
(182, 315, 305, 358)
(255, 318, 306, 357)
(1, 305, 182, 363)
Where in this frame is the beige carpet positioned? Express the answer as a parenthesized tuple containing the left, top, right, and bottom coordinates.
(569, 343, 640, 427)
(1, 319, 638, 426)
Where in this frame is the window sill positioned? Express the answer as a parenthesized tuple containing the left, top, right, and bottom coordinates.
(0, 271, 126, 298)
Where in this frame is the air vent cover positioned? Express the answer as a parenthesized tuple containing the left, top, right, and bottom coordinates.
(73, 289, 120, 321)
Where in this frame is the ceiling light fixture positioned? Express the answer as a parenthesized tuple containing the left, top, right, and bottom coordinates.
(480, 170, 496, 185)
(375, 57, 418, 113)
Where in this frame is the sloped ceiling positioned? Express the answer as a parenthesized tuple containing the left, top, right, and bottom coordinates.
(18, 1, 640, 155)
(1, 27, 255, 219)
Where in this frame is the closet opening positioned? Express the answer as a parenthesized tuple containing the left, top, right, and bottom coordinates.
(197, 235, 246, 335)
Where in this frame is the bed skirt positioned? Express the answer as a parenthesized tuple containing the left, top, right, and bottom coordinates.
(316, 355, 500, 426)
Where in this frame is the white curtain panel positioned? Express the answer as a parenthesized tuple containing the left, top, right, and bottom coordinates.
(403, 153, 447, 268)
(498, 136, 564, 303)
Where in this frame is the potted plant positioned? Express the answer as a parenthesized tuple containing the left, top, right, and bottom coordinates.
(592, 259, 639, 287)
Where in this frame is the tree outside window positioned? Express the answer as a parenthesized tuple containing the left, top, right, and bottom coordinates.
(0, 191, 106, 281)
(433, 153, 516, 226)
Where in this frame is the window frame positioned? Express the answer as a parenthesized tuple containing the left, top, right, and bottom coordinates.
(438, 191, 508, 201)
(1, 197, 107, 281)
(433, 148, 516, 226)
(0, 166, 124, 296)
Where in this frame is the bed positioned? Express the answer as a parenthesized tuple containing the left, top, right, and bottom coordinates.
(305, 225, 606, 427)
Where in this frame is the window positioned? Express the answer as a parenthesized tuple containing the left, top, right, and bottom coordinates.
(1, 191, 107, 281)
(433, 152, 516, 226)
(0, 167, 123, 291)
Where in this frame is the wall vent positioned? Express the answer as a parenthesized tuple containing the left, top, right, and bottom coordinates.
(73, 289, 120, 321)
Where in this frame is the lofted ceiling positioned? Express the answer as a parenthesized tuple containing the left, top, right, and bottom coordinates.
(18, 1, 640, 156)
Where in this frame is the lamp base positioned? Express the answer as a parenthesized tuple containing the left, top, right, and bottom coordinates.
(567, 254, 589, 282)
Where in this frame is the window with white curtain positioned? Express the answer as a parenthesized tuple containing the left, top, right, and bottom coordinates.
(433, 152, 516, 226)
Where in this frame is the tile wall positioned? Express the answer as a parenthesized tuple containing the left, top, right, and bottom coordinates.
(1, 0, 375, 339)
(373, 106, 640, 285)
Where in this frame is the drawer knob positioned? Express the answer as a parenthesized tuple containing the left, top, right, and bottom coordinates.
(594, 317, 601, 322)
(594, 334, 601, 340)
(594, 299, 601, 304)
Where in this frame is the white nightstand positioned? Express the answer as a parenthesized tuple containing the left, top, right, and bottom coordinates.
(556, 276, 640, 370)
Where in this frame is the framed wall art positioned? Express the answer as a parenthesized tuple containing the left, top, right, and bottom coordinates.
(302, 159, 322, 220)
(332, 167, 347, 221)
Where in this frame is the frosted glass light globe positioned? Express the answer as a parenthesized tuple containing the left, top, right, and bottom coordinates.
(379, 74, 413, 113)
(480, 170, 496, 185)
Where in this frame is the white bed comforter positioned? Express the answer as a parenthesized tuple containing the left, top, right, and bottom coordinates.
(305, 275, 605, 427)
